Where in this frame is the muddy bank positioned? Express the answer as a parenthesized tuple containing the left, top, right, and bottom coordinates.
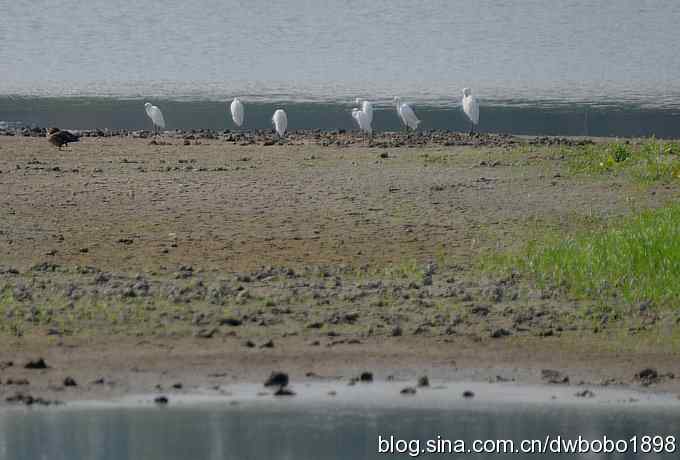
(0, 126, 595, 149)
(1, 334, 680, 406)
(0, 135, 679, 404)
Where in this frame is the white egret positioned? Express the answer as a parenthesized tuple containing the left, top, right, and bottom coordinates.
(351, 107, 372, 143)
(230, 97, 244, 127)
(355, 98, 374, 124)
(144, 102, 166, 136)
(462, 88, 479, 134)
(272, 109, 288, 137)
(393, 97, 420, 131)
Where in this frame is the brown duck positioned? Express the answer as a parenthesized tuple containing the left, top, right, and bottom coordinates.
(47, 128, 80, 150)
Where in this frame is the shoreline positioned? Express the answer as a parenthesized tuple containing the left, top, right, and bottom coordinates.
(1, 335, 679, 407)
(3, 95, 680, 137)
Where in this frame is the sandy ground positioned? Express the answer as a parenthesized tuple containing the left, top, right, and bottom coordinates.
(0, 133, 679, 405)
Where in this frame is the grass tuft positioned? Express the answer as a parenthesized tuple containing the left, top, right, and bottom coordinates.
(486, 204, 680, 308)
(567, 138, 680, 183)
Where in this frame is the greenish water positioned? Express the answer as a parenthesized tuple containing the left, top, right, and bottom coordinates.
(1, 403, 679, 459)
(2, 97, 679, 137)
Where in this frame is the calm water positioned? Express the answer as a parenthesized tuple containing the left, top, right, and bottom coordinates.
(1, 403, 680, 459)
(2, 0, 680, 135)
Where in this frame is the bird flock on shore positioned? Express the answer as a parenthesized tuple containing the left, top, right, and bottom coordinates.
(47, 89, 480, 148)
(143, 89, 479, 139)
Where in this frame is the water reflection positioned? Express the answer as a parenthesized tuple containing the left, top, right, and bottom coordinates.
(1, 403, 678, 459)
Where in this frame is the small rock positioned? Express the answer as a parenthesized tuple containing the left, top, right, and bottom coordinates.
(462, 390, 475, 398)
(24, 358, 48, 370)
(154, 396, 169, 405)
(264, 371, 289, 387)
(575, 389, 595, 398)
(220, 317, 243, 326)
(541, 369, 569, 384)
(470, 304, 490, 316)
(400, 386, 417, 395)
(260, 339, 275, 349)
(63, 377, 77, 387)
(359, 372, 373, 383)
(5, 393, 59, 406)
(490, 328, 511, 338)
(635, 368, 659, 386)
(243, 340, 256, 348)
(172, 382, 183, 389)
(194, 328, 217, 339)
(417, 376, 430, 387)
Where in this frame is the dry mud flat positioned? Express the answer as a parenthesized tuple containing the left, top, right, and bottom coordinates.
(0, 133, 679, 403)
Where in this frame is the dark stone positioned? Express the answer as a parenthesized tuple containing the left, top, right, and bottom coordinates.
(154, 396, 169, 405)
(400, 386, 417, 395)
(470, 304, 490, 316)
(490, 328, 511, 338)
(541, 369, 569, 384)
(417, 375, 430, 387)
(575, 389, 595, 398)
(63, 376, 77, 387)
(220, 317, 243, 326)
(635, 368, 659, 386)
(359, 372, 373, 383)
(462, 390, 475, 398)
(172, 382, 183, 389)
(264, 371, 289, 387)
(24, 358, 48, 370)
(6, 392, 59, 406)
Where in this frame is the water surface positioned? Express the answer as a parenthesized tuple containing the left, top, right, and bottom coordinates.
(2, 1, 680, 135)
(1, 401, 679, 459)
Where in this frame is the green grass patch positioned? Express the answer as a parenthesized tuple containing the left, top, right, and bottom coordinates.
(567, 138, 680, 183)
(485, 204, 680, 308)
